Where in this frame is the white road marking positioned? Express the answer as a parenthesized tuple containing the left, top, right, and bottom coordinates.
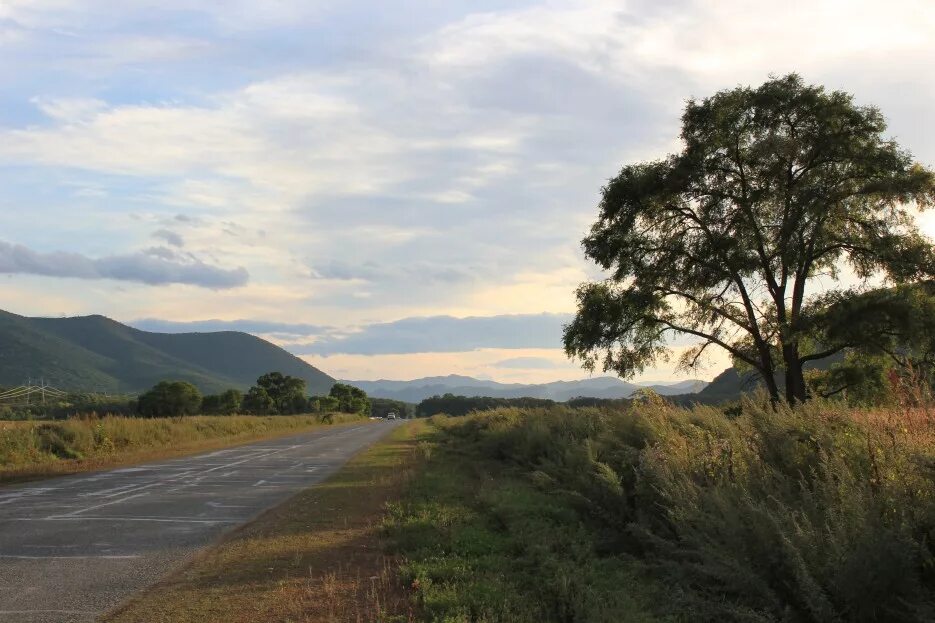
(9, 516, 241, 524)
(0, 554, 140, 560)
(51, 491, 153, 518)
(0, 610, 97, 615)
(206, 501, 249, 509)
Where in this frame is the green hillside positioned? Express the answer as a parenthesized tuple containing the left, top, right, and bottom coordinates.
(0, 311, 334, 394)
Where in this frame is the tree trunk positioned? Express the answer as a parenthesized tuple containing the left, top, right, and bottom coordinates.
(762, 372, 781, 404)
(783, 344, 808, 403)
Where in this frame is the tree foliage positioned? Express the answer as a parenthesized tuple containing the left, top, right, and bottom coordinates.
(254, 372, 307, 414)
(241, 386, 274, 415)
(564, 74, 935, 403)
(329, 383, 371, 415)
(417, 394, 556, 417)
(137, 380, 202, 417)
(805, 281, 935, 402)
(201, 389, 243, 415)
(370, 397, 413, 419)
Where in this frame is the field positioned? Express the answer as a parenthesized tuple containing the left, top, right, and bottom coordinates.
(385, 400, 935, 622)
(0, 413, 363, 482)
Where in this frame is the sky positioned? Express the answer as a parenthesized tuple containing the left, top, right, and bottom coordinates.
(1, 0, 934, 384)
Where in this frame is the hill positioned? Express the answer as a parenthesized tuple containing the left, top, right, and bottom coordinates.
(0, 310, 334, 394)
(347, 374, 707, 403)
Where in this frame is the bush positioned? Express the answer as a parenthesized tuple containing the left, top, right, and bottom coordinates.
(428, 401, 935, 621)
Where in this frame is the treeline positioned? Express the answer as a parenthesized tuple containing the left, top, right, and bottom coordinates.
(414, 393, 643, 417)
(0, 373, 375, 421)
(137, 373, 371, 418)
(416, 394, 555, 417)
(0, 391, 138, 421)
(370, 397, 415, 419)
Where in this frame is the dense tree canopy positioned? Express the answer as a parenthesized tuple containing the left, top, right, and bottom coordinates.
(417, 394, 555, 417)
(255, 372, 307, 414)
(201, 389, 243, 415)
(370, 397, 413, 419)
(241, 386, 274, 414)
(137, 381, 202, 417)
(804, 281, 935, 402)
(564, 74, 935, 403)
(329, 383, 371, 415)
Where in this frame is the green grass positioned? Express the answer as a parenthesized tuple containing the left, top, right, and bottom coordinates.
(384, 417, 667, 623)
(386, 401, 935, 622)
(0, 413, 363, 482)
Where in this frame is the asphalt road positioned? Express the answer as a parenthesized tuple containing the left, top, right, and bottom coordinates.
(0, 421, 400, 623)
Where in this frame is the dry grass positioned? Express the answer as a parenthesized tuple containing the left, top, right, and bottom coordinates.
(103, 420, 425, 623)
(850, 405, 935, 447)
(0, 413, 363, 484)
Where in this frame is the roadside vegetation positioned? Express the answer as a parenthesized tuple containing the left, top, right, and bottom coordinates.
(388, 399, 935, 622)
(0, 412, 363, 482)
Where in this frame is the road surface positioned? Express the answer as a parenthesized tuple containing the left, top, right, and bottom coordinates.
(0, 421, 400, 623)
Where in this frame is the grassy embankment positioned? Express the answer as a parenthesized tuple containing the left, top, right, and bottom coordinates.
(385, 400, 935, 622)
(104, 420, 425, 623)
(0, 413, 363, 483)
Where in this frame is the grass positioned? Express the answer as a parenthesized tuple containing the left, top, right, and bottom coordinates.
(388, 401, 935, 622)
(103, 420, 426, 623)
(384, 416, 667, 623)
(0, 413, 364, 483)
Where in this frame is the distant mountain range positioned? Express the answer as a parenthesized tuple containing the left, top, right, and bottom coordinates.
(0, 310, 334, 394)
(346, 374, 708, 403)
(0, 308, 734, 403)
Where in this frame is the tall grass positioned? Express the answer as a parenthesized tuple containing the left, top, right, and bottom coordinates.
(402, 400, 935, 622)
(0, 413, 361, 480)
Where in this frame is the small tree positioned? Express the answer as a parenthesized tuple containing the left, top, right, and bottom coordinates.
(564, 75, 935, 403)
(138, 381, 202, 417)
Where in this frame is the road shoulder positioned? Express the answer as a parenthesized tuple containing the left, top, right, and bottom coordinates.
(101, 420, 424, 623)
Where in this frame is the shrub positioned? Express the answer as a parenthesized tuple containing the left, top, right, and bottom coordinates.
(433, 400, 935, 621)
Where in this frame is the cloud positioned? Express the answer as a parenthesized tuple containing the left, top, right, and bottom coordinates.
(0, 0, 934, 383)
(129, 317, 326, 335)
(300, 313, 573, 355)
(0, 240, 248, 288)
(152, 229, 184, 247)
(309, 259, 478, 285)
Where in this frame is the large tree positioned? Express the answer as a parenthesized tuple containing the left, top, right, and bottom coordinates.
(564, 75, 935, 403)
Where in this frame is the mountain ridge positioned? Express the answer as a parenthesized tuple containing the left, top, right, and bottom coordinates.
(346, 375, 708, 403)
(0, 310, 334, 395)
